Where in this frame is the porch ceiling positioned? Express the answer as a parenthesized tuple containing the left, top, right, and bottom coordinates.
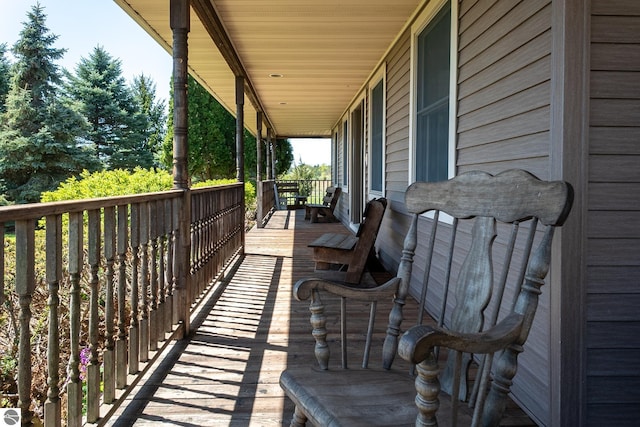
(114, 0, 423, 138)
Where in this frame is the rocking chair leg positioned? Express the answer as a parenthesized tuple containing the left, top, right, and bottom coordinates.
(290, 405, 307, 427)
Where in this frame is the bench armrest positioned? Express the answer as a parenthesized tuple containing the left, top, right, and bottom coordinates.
(294, 276, 401, 302)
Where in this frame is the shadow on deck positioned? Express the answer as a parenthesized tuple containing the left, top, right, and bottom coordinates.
(106, 209, 534, 426)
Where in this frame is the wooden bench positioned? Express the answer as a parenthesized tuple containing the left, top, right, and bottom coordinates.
(308, 197, 387, 285)
(275, 181, 306, 210)
(304, 186, 341, 223)
(280, 170, 573, 426)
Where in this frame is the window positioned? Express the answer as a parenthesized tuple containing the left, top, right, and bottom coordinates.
(411, 0, 455, 183)
(370, 77, 384, 193)
(342, 120, 348, 187)
(332, 131, 338, 183)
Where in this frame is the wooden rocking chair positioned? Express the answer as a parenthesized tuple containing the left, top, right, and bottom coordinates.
(280, 170, 573, 426)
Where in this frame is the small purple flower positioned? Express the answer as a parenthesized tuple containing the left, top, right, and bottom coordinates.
(79, 347, 90, 381)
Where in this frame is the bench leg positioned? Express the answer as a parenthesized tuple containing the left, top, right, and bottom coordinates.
(315, 261, 331, 270)
(304, 206, 311, 220)
(290, 406, 307, 427)
(310, 208, 319, 223)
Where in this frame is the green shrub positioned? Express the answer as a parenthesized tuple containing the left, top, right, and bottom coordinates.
(40, 168, 174, 202)
(41, 169, 256, 219)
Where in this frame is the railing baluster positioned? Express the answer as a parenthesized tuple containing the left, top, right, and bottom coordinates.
(130, 203, 140, 373)
(171, 197, 180, 326)
(116, 205, 128, 388)
(155, 200, 166, 343)
(67, 212, 83, 427)
(16, 219, 35, 425)
(139, 202, 150, 362)
(44, 216, 63, 425)
(104, 206, 116, 403)
(163, 198, 173, 334)
(149, 201, 159, 351)
(87, 209, 101, 422)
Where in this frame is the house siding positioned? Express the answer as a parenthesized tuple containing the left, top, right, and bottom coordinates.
(333, 0, 640, 423)
(458, 0, 555, 423)
(376, 28, 411, 270)
(586, 0, 640, 424)
(374, 0, 557, 424)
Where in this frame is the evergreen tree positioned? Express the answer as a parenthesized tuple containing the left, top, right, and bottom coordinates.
(65, 45, 149, 169)
(163, 74, 235, 180)
(244, 134, 293, 181)
(131, 73, 166, 166)
(0, 4, 96, 203)
(0, 44, 11, 114)
(163, 74, 293, 182)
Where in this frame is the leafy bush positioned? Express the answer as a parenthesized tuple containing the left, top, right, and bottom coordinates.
(41, 168, 174, 202)
(41, 169, 255, 212)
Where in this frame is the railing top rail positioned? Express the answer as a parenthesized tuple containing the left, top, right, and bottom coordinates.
(0, 189, 185, 223)
(191, 182, 243, 195)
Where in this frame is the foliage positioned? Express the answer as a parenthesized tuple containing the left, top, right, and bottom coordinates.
(131, 74, 167, 167)
(42, 169, 256, 216)
(0, 4, 97, 203)
(9, 4, 65, 107)
(64, 46, 151, 170)
(41, 168, 173, 202)
(282, 159, 331, 180)
(0, 44, 10, 114)
(163, 75, 294, 182)
(244, 134, 294, 181)
(162, 75, 236, 180)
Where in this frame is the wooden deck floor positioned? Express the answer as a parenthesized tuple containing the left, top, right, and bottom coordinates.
(106, 209, 536, 426)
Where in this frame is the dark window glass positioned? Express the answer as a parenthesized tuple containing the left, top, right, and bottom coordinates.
(416, 4, 450, 182)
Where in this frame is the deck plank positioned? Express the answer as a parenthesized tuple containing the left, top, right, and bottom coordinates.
(106, 210, 535, 426)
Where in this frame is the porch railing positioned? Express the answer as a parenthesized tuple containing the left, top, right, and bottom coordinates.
(256, 179, 276, 228)
(275, 179, 332, 206)
(0, 183, 244, 426)
(255, 179, 332, 228)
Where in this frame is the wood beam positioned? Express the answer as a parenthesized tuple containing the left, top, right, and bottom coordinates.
(191, 0, 275, 134)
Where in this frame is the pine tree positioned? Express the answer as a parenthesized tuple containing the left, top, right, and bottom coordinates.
(0, 44, 11, 114)
(0, 4, 96, 203)
(162, 74, 293, 182)
(162, 74, 234, 180)
(65, 45, 148, 170)
(131, 73, 167, 167)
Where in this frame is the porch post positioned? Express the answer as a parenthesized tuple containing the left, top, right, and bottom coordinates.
(271, 135, 277, 180)
(256, 112, 263, 181)
(170, 0, 191, 337)
(236, 76, 245, 182)
(266, 128, 272, 180)
(256, 112, 264, 228)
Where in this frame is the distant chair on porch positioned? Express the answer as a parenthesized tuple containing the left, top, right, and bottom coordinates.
(304, 186, 341, 223)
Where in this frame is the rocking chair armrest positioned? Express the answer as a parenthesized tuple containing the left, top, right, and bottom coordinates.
(398, 313, 524, 364)
(293, 276, 401, 302)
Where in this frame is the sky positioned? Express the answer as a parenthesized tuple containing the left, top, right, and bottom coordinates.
(1, 0, 331, 165)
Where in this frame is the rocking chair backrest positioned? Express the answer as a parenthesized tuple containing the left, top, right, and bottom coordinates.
(384, 169, 573, 423)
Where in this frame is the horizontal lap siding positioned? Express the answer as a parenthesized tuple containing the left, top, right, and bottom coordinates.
(457, 0, 553, 424)
(587, 1, 640, 424)
(457, 0, 552, 179)
(376, 29, 410, 268)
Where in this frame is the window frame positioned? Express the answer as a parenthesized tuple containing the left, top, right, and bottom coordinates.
(408, 0, 458, 186)
(342, 119, 349, 189)
(368, 65, 386, 197)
